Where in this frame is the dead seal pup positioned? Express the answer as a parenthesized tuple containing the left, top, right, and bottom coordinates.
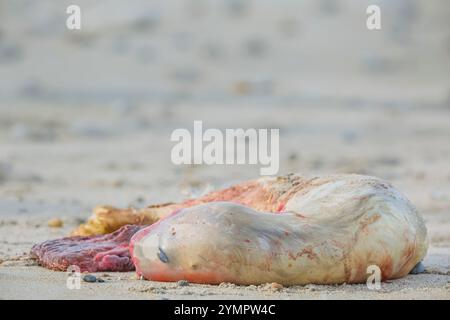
(31, 174, 428, 285)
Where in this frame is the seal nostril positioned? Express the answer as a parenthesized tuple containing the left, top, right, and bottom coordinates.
(157, 247, 169, 263)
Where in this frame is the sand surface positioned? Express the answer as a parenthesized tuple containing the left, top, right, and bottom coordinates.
(1, 0, 450, 299)
(1, 103, 449, 299)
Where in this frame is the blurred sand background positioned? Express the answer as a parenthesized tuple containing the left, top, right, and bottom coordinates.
(0, 0, 449, 299)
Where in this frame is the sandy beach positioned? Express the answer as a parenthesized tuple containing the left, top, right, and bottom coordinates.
(0, 0, 449, 299)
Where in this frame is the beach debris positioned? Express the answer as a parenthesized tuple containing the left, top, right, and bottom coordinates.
(111, 179, 125, 188)
(233, 81, 251, 95)
(232, 79, 273, 96)
(288, 152, 299, 162)
(269, 282, 284, 291)
(47, 218, 63, 228)
(218, 282, 236, 289)
(82, 274, 97, 283)
(82, 274, 106, 283)
(177, 280, 190, 287)
(134, 273, 145, 280)
(304, 284, 318, 291)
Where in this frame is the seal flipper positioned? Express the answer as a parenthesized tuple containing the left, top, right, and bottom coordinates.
(409, 261, 425, 274)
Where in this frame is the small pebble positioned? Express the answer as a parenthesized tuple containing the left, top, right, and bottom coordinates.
(97, 278, 105, 283)
(270, 282, 283, 291)
(135, 274, 144, 280)
(304, 284, 317, 291)
(288, 152, 298, 162)
(219, 282, 235, 288)
(47, 218, 63, 228)
(82, 274, 97, 283)
(177, 280, 189, 287)
(233, 81, 251, 95)
(410, 262, 425, 274)
(135, 196, 145, 203)
(111, 179, 125, 188)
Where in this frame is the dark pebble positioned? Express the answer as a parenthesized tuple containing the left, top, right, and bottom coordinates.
(82, 274, 97, 283)
(177, 280, 189, 287)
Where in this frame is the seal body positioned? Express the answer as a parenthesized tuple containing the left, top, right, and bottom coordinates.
(130, 174, 428, 285)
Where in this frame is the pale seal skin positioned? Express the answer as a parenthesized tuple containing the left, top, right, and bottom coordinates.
(130, 174, 428, 285)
